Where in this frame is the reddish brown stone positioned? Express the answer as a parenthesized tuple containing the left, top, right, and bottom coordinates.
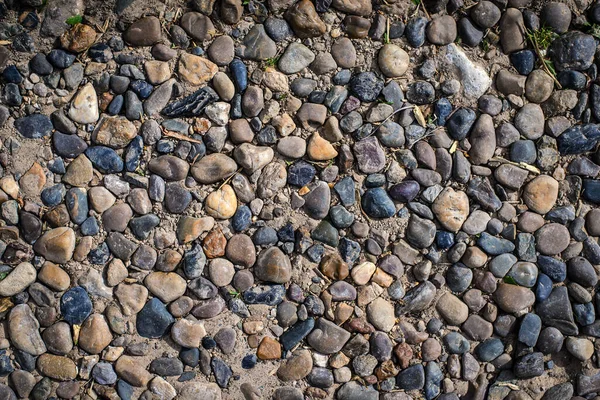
(394, 343, 413, 369)
(344, 317, 375, 334)
(320, 253, 349, 280)
(202, 229, 227, 259)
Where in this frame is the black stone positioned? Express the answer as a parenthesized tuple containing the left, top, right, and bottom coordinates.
(280, 318, 315, 351)
(60, 286, 92, 325)
(136, 298, 175, 338)
(162, 87, 219, 117)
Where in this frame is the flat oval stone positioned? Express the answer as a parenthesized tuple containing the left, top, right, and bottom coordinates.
(15, 114, 53, 139)
(191, 153, 237, 184)
(0, 262, 36, 297)
(148, 155, 190, 181)
(493, 283, 535, 313)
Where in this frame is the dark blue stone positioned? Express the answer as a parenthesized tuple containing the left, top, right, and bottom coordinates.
(130, 80, 153, 99)
(47, 49, 76, 69)
(179, 371, 196, 382)
(396, 364, 424, 390)
(65, 188, 89, 225)
(15, 114, 53, 139)
(125, 136, 143, 172)
(211, 357, 232, 388)
(157, 140, 175, 153)
(446, 264, 473, 293)
(349, 72, 384, 102)
(557, 124, 600, 155)
(88, 242, 111, 264)
(48, 158, 65, 174)
(446, 108, 476, 140)
(287, 160, 316, 187)
(13, 350, 35, 372)
(475, 338, 504, 362)
(457, 17, 484, 47)
(535, 273, 553, 302)
(180, 348, 199, 367)
(306, 244, 325, 263)
(3, 83, 21, 106)
(232, 205, 252, 232)
(477, 232, 515, 255)
(329, 205, 354, 229)
(308, 90, 327, 104)
(549, 31, 596, 72)
(434, 98, 452, 126)
(230, 94, 242, 118)
(41, 183, 66, 206)
(183, 243, 206, 279)
(277, 224, 295, 242)
(81, 216, 100, 236)
(85, 146, 124, 173)
(361, 188, 396, 218)
(537, 256, 566, 282)
(117, 380, 134, 400)
(0, 350, 13, 377)
(125, 90, 142, 120)
(510, 140, 537, 163)
(264, 17, 293, 41)
(188, 135, 206, 162)
(88, 43, 113, 63)
(406, 16, 428, 47)
(436, 231, 454, 250)
(518, 313, 542, 347)
(29, 53, 53, 75)
(583, 179, 600, 204)
(136, 298, 175, 338)
(191, 47, 205, 56)
(230, 58, 248, 93)
(558, 70, 587, 90)
(280, 318, 315, 350)
(242, 354, 257, 369)
(253, 226, 278, 245)
(444, 332, 470, 354)
(53, 132, 88, 158)
(243, 285, 285, 306)
(424, 362, 442, 400)
(202, 336, 217, 349)
(60, 286, 92, 325)
(333, 69, 351, 85)
(574, 302, 595, 326)
(339, 237, 360, 264)
(129, 214, 160, 240)
(546, 206, 575, 224)
(510, 50, 535, 75)
(256, 125, 277, 145)
(365, 173, 386, 188)
(333, 176, 355, 206)
(2, 65, 22, 83)
(107, 94, 124, 115)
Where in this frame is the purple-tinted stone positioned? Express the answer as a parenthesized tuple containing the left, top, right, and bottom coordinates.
(389, 180, 420, 202)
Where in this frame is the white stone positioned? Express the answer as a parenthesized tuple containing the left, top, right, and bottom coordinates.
(68, 82, 99, 124)
(445, 44, 491, 100)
